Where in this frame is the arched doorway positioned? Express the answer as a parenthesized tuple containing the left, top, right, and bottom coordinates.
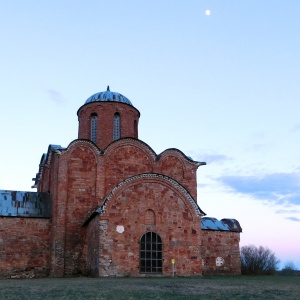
(139, 232, 163, 274)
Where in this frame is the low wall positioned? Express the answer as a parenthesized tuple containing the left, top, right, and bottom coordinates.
(0, 217, 51, 278)
(201, 230, 241, 275)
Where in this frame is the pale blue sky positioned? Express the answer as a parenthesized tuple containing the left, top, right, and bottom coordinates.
(1, 1, 299, 269)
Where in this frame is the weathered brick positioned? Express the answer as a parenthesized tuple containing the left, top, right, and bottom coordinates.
(0, 217, 51, 278)
(0, 91, 241, 278)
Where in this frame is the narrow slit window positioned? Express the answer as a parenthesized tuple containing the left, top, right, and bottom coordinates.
(91, 114, 97, 143)
(113, 113, 120, 141)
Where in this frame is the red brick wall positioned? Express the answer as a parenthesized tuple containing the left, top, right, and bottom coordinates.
(77, 102, 140, 149)
(159, 155, 184, 182)
(104, 141, 199, 200)
(0, 217, 51, 278)
(201, 230, 241, 275)
(41, 138, 201, 277)
(64, 146, 98, 275)
(49, 151, 68, 277)
(104, 143, 153, 194)
(35, 100, 204, 277)
(89, 176, 202, 277)
(86, 217, 99, 276)
(5, 98, 241, 278)
(157, 150, 199, 200)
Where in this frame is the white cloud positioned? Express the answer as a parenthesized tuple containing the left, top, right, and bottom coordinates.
(46, 89, 64, 104)
(217, 173, 300, 206)
(285, 216, 300, 222)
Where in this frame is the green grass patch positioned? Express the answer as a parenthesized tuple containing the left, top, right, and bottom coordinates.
(0, 276, 299, 299)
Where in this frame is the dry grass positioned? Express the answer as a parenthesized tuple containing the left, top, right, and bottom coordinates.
(0, 275, 299, 299)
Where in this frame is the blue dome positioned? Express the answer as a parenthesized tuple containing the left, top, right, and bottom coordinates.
(85, 86, 133, 106)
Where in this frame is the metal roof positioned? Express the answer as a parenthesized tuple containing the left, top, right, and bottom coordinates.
(31, 144, 66, 188)
(85, 86, 133, 106)
(201, 217, 242, 232)
(0, 190, 51, 218)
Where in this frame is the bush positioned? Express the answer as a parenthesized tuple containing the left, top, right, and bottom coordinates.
(281, 261, 296, 275)
(282, 261, 296, 271)
(240, 245, 280, 275)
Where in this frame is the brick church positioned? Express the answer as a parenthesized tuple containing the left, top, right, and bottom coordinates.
(0, 87, 242, 278)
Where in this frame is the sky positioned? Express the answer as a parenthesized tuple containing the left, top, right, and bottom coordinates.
(0, 1, 299, 269)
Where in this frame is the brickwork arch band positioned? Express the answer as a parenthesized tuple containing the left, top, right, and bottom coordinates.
(98, 173, 205, 217)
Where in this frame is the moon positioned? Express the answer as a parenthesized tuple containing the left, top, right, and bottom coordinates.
(205, 9, 211, 16)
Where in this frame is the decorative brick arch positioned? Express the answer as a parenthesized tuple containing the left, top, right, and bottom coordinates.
(64, 139, 102, 160)
(104, 138, 157, 162)
(97, 173, 205, 217)
(158, 148, 202, 167)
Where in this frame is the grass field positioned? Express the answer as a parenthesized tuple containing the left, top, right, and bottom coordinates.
(0, 275, 299, 299)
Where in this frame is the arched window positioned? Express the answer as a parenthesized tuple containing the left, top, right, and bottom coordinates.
(91, 113, 97, 143)
(113, 112, 120, 140)
(140, 232, 163, 274)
